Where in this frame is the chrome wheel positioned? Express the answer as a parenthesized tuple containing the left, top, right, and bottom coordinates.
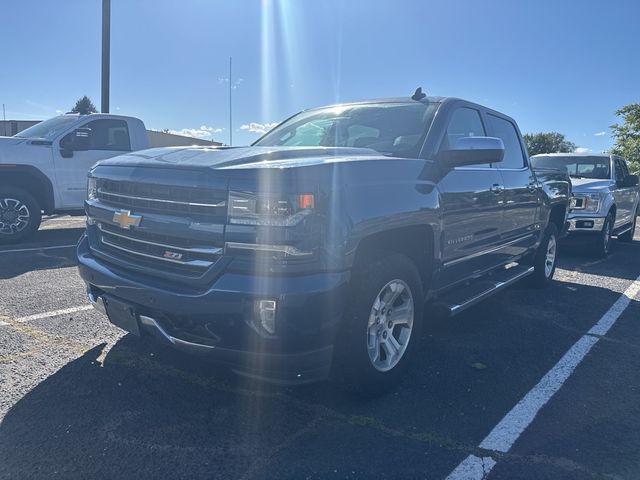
(0, 198, 30, 235)
(366, 279, 414, 372)
(544, 234, 557, 278)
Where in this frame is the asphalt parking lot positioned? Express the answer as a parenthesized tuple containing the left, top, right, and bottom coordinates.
(1, 217, 639, 480)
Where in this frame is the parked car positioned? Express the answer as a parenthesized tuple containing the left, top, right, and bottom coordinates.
(0, 114, 215, 243)
(531, 153, 639, 256)
(78, 92, 571, 393)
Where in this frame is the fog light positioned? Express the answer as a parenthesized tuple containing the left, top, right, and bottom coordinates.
(256, 300, 277, 335)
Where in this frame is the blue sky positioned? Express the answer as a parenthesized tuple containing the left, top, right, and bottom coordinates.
(1, 0, 639, 151)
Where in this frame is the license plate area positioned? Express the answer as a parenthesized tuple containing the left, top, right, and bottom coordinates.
(104, 295, 141, 336)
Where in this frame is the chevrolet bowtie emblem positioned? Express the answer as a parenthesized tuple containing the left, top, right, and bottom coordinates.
(113, 210, 142, 229)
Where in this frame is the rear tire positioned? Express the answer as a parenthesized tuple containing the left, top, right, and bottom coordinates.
(618, 209, 638, 243)
(333, 251, 424, 396)
(592, 211, 614, 257)
(0, 187, 42, 244)
(529, 223, 558, 288)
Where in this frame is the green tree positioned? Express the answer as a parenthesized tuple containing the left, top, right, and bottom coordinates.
(69, 96, 97, 115)
(611, 104, 640, 174)
(523, 132, 577, 156)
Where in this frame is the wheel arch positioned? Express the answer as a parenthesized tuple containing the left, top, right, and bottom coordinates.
(352, 224, 435, 294)
(0, 165, 55, 214)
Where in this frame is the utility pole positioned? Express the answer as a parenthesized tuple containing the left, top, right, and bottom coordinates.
(101, 0, 111, 113)
(229, 56, 233, 146)
(2, 104, 6, 136)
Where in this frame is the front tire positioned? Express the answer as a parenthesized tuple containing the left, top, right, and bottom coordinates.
(592, 211, 614, 257)
(0, 187, 42, 244)
(333, 251, 424, 396)
(529, 222, 558, 288)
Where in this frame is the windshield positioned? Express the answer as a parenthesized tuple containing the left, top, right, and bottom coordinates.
(532, 155, 611, 179)
(14, 115, 78, 140)
(253, 102, 438, 158)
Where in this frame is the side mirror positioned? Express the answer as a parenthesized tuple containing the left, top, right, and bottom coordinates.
(439, 136, 505, 169)
(623, 174, 639, 187)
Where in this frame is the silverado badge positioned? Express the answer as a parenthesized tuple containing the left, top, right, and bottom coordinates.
(113, 210, 142, 229)
(163, 251, 183, 260)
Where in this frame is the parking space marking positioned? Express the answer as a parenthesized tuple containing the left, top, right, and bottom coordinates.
(15, 305, 93, 323)
(445, 273, 640, 480)
(446, 455, 496, 480)
(0, 244, 77, 254)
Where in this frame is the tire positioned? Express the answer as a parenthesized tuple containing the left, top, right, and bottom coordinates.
(0, 187, 42, 244)
(529, 222, 559, 288)
(333, 251, 424, 396)
(618, 208, 638, 243)
(592, 211, 614, 257)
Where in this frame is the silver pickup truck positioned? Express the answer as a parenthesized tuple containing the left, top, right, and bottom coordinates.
(531, 153, 639, 256)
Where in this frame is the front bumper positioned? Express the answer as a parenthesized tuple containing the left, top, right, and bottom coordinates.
(566, 215, 606, 233)
(78, 234, 350, 384)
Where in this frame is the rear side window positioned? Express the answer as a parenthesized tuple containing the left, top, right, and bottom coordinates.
(486, 114, 526, 169)
(84, 119, 131, 151)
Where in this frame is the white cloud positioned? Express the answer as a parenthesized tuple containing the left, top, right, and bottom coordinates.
(167, 125, 223, 139)
(240, 122, 278, 134)
(594, 131, 607, 136)
(574, 147, 592, 154)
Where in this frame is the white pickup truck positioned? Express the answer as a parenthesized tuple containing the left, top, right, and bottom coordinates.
(0, 114, 199, 243)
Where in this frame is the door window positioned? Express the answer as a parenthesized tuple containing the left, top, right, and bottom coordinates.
(486, 114, 526, 169)
(84, 119, 131, 151)
(615, 158, 626, 183)
(443, 108, 488, 167)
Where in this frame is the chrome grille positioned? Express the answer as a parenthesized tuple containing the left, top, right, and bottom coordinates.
(96, 179, 227, 219)
(97, 222, 222, 276)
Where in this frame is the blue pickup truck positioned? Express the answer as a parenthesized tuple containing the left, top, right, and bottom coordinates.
(77, 92, 571, 393)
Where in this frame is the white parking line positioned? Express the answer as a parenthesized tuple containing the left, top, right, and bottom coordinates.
(446, 274, 640, 480)
(15, 305, 93, 323)
(0, 244, 77, 254)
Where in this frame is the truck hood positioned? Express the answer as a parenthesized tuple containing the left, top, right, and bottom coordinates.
(570, 178, 614, 193)
(0, 136, 33, 163)
(95, 146, 392, 170)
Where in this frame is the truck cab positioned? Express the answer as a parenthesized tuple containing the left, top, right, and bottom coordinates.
(0, 114, 148, 243)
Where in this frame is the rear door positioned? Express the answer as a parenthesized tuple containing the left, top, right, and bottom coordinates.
(485, 113, 539, 255)
(437, 106, 506, 287)
(53, 118, 133, 208)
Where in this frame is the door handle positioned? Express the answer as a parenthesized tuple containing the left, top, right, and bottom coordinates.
(490, 184, 504, 194)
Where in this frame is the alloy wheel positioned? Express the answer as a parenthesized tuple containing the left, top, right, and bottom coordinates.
(0, 198, 30, 235)
(366, 279, 414, 372)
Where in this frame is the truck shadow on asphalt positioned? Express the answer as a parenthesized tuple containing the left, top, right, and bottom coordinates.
(0, 228, 83, 280)
(0, 277, 634, 479)
(557, 237, 640, 281)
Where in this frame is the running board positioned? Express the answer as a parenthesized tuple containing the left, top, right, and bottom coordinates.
(434, 265, 534, 316)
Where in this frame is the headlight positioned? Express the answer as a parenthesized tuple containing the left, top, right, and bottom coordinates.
(228, 191, 315, 226)
(87, 177, 97, 200)
(571, 193, 602, 213)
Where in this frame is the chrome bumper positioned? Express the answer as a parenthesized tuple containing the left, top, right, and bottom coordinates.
(567, 216, 606, 232)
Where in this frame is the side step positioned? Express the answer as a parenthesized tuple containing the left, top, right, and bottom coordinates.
(434, 265, 534, 317)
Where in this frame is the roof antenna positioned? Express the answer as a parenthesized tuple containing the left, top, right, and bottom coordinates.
(411, 87, 426, 101)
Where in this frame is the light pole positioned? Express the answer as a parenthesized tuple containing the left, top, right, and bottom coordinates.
(101, 0, 111, 113)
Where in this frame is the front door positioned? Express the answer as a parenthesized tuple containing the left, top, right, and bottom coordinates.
(485, 112, 539, 257)
(53, 118, 132, 208)
(612, 157, 636, 228)
(437, 107, 505, 287)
